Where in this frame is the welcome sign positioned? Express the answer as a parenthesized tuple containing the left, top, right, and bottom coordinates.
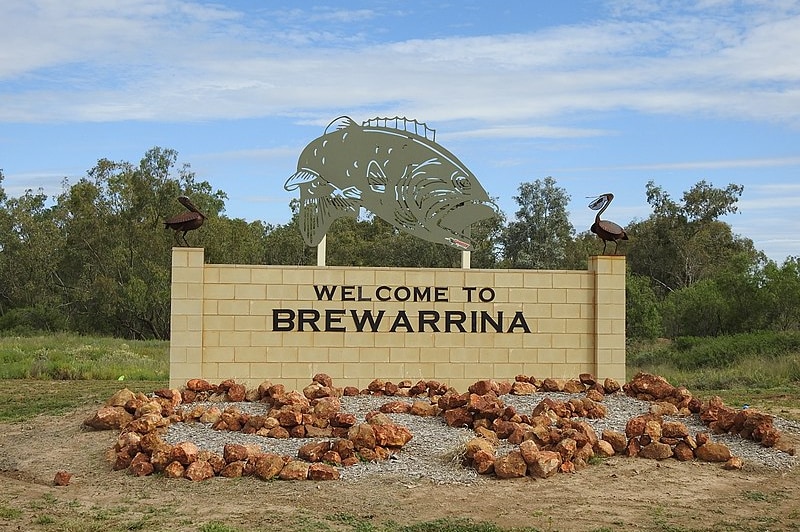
(169, 249, 627, 391)
(272, 284, 532, 334)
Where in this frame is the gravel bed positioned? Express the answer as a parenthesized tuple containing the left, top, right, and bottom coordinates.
(164, 393, 798, 484)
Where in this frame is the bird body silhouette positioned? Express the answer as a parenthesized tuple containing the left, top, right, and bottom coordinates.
(164, 196, 205, 246)
(588, 193, 628, 254)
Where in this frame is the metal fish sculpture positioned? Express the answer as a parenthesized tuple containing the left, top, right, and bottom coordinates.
(284, 116, 498, 250)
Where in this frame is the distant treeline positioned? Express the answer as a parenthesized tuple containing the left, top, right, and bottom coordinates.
(1, 147, 797, 340)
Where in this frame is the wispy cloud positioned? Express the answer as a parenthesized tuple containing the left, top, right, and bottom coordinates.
(2, 1, 800, 130)
(559, 156, 800, 173)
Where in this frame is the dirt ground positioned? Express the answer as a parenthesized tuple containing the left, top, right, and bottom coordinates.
(1, 405, 799, 532)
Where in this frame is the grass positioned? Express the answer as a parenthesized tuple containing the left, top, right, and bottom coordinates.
(0, 333, 168, 380)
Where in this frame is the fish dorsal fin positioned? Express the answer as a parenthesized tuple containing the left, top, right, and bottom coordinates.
(284, 169, 320, 191)
(363, 116, 436, 142)
(324, 116, 357, 134)
(366, 161, 388, 193)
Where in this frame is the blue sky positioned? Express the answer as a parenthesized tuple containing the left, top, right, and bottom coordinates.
(2, 0, 799, 261)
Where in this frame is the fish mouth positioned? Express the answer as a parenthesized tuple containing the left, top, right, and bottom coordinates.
(437, 199, 498, 240)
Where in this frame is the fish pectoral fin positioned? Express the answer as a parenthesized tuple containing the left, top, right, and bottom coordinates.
(367, 160, 388, 193)
(298, 193, 358, 247)
(284, 169, 320, 191)
(337, 185, 363, 200)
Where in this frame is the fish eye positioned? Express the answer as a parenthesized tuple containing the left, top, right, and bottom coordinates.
(453, 174, 471, 190)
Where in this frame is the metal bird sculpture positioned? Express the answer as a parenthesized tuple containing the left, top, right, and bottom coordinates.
(164, 196, 205, 246)
(588, 193, 628, 254)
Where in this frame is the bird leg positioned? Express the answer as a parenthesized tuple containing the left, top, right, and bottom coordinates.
(181, 231, 190, 247)
(602, 240, 608, 254)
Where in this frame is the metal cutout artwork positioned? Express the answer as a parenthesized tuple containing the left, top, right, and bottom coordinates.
(285, 116, 498, 250)
(164, 196, 206, 246)
(588, 192, 628, 254)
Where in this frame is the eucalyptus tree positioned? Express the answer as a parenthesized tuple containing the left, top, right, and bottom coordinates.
(55, 147, 226, 339)
(625, 180, 758, 293)
(501, 177, 574, 269)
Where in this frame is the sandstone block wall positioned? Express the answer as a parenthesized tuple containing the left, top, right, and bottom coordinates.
(169, 248, 626, 390)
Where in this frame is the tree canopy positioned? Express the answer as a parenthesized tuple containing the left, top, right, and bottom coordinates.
(1, 148, 797, 341)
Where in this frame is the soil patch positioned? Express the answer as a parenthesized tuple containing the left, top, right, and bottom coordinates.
(2, 402, 800, 531)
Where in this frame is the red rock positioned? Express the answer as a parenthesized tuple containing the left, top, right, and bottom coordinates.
(227, 383, 247, 402)
(305, 425, 333, 438)
(625, 372, 676, 401)
(579, 373, 597, 386)
(199, 406, 222, 424)
(518, 440, 539, 465)
(511, 381, 536, 395)
(379, 401, 412, 414)
(673, 442, 695, 461)
(410, 400, 439, 417)
(603, 378, 621, 394)
(554, 438, 577, 462)
(594, 439, 615, 457)
(253, 453, 285, 480)
(472, 449, 495, 474)
(586, 389, 605, 403)
(528, 450, 562, 478)
(348, 424, 376, 450)
(662, 421, 689, 439)
(184, 460, 215, 481)
(308, 463, 340, 480)
(223, 443, 249, 464)
(650, 402, 679, 416)
(186, 379, 213, 392)
(268, 426, 290, 438)
(323, 411, 354, 427)
(220, 461, 245, 478)
(367, 379, 386, 392)
(696, 432, 710, 446)
(384, 381, 399, 396)
(696, 442, 732, 462)
(321, 450, 342, 465)
(53, 471, 71, 486)
(443, 407, 474, 428)
(372, 424, 413, 448)
(468, 379, 499, 396)
(274, 409, 303, 427)
(170, 441, 199, 465)
(313, 396, 341, 418)
(563, 380, 586, 394)
(473, 427, 498, 446)
(279, 460, 309, 480)
(625, 438, 641, 457)
(331, 439, 355, 460)
(723, 456, 744, 470)
(494, 451, 527, 478)
(113, 450, 134, 471)
(106, 388, 136, 407)
(638, 442, 673, 460)
(343, 386, 360, 396)
(312, 373, 333, 388)
(575, 442, 595, 462)
(83, 406, 133, 430)
(130, 452, 154, 477)
(298, 441, 331, 462)
(150, 446, 174, 472)
(541, 378, 562, 392)
(464, 438, 495, 462)
(163, 461, 185, 478)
